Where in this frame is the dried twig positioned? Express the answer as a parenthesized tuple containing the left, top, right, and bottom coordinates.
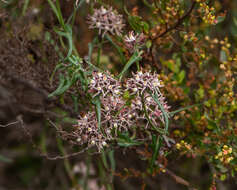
(40, 147, 91, 160)
(14, 115, 95, 160)
(153, 1, 196, 41)
(150, 1, 197, 69)
(0, 121, 20, 128)
(165, 168, 197, 190)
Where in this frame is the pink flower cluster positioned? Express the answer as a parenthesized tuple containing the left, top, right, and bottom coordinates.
(88, 71, 121, 98)
(74, 70, 170, 150)
(87, 6, 124, 37)
(125, 71, 163, 95)
(74, 111, 111, 150)
(126, 71, 170, 126)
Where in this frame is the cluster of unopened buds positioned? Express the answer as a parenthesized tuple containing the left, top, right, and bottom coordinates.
(176, 140, 192, 151)
(73, 70, 170, 150)
(215, 145, 234, 164)
(197, 0, 218, 25)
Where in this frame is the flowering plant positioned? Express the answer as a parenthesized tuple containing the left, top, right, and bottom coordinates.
(1, 0, 235, 189)
(69, 70, 170, 151)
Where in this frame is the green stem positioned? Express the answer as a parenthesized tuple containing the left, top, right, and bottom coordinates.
(141, 92, 166, 134)
(136, 60, 140, 71)
(97, 37, 103, 66)
(149, 88, 169, 134)
(22, 0, 30, 16)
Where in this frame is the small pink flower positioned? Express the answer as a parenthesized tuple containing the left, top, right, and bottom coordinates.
(89, 71, 121, 97)
(126, 71, 163, 95)
(124, 31, 146, 53)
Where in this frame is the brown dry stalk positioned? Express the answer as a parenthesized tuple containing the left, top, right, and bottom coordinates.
(3, 115, 93, 160)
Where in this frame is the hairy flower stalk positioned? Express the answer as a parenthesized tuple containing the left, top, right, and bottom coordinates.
(73, 70, 170, 150)
(87, 6, 124, 37)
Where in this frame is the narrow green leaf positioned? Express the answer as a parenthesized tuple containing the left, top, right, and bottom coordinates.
(142, 0, 154, 9)
(151, 89, 169, 133)
(149, 135, 162, 172)
(128, 15, 143, 32)
(93, 95, 102, 132)
(105, 34, 126, 64)
(0, 155, 12, 163)
(47, 0, 60, 21)
(88, 37, 97, 63)
(78, 70, 89, 91)
(54, 24, 73, 59)
(204, 113, 218, 130)
(22, 0, 30, 16)
(57, 77, 72, 94)
(117, 131, 144, 147)
(101, 150, 109, 169)
(169, 103, 202, 117)
(108, 150, 115, 171)
(118, 51, 143, 80)
(55, 0, 65, 28)
(141, 21, 150, 33)
(67, 0, 86, 25)
(48, 75, 72, 97)
(216, 15, 226, 24)
(178, 70, 185, 84)
(141, 92, 166, 134)
(97, 39, 102, 66)
(117, 139, 143, 147)
(47, 0, 65, 28)
(48, 74, 65, 97)
(71, 95, 79, 112)
(50, 63, 64, 84)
